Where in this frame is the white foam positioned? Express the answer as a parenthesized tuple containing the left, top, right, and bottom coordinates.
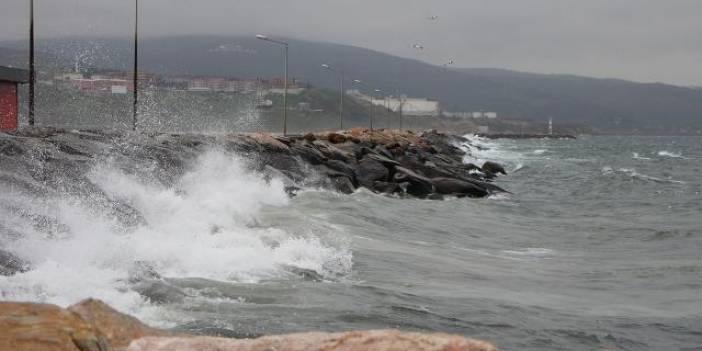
(601, 166, 685, 184)
(632, 152, 653, 161)
(0, 150, 352, 323)
(658, 151, 685, 159)
(459, 134, 525, 168)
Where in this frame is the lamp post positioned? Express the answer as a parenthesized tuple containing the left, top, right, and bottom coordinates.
(28, 0, 35, 126)
(353, 79, 380, 130)
(132, 0, 138, 131)
(321, 64, 344, 130)
(257, 34, 288, 135)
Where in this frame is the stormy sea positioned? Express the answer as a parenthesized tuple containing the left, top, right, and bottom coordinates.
(1, 132, 700, 351)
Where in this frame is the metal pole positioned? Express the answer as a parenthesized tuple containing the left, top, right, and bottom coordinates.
(369, 93, 373, 130)
(399, 95, 403, 131)
(28, 0, 35, 126)
(132, 0, 138, 131)
(283, 44, 288, 136)
(339, 71, 344, 130)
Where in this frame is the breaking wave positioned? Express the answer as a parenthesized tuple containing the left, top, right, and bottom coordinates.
(0, 149, 352, 321)
(601, 166, 685, 184)
(658, 151, 685, 159)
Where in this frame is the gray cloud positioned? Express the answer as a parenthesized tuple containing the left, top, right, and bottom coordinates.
(2, 0, 702, 85)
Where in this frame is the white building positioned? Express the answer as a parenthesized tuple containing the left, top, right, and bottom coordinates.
(348, 90, 440, 117)
(445, 111, 498, 119)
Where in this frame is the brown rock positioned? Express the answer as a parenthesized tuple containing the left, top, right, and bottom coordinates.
(68, 299, 170, 350)
(303, 133, 317, 142)
(0, 301, 110, 351)
(327, 132, 347, 144)
(128, 330, 497, 351)
(0, 300, 171, 351)
(245, 133, 290, 152)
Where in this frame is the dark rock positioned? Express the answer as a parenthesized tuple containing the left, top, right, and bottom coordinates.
(331, 176, 356, 194)
(372, 181, 398, 194)
(355, 158, 389, 187)
(0, 139, 24, 156)
(290, 144, 327, 165)
(0, 250, 30, 276)
(431, 178, 489, 198)
(325, 159, 357, 182)
(303, 133, 316, 142)
(482, 161, 507, 175)
(365, 153, 400, 167)
(393, 166, 434, 197)
(327, 133, 347, 144)
(313, 141, 354, 162)
(132, 280, 187, 305)
(374, 145, 394, 160)
(427, 193, 445, 201)
(263, 165, 297, 189)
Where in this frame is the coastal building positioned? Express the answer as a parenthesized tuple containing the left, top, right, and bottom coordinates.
(0, 66, 28, 132)
(444, 111, 499, 119)
(348, 90, 441, 117)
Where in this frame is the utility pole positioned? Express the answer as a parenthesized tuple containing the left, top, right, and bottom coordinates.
(339, 70, 344, 130)
(132, 0, 139, 131)
(398, 94, 404, 131)
(283, 43, 288, 135)
(28, 0, 35, 126)
(257, 35, 289, 135)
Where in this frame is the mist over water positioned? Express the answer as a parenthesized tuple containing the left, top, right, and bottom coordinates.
(1, 132, 701, 350)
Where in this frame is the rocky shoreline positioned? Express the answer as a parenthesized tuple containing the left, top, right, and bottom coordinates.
(0, 299, 497, 351)
(0, 127, 509, 201)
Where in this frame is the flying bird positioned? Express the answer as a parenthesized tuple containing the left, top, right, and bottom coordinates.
(443, 59, 455, 66)
(428, 15, 439, 21)
(412, 44, 425, 50)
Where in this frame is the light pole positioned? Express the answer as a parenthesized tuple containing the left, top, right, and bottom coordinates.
(257, 34, 289, 135)
(132, 0, 138, 131)
(321, 64, 344, 130)
(28, 0, 35, 126)
(353, 80, 380, 130)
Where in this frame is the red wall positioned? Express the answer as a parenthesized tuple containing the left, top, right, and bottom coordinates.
(0, 81, 18, 132)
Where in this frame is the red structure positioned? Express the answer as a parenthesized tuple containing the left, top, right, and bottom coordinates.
(0, 67, 28, 132)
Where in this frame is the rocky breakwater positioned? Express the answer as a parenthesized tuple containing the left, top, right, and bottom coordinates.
(242, 128, 509, 199)
(0, 300, 497, 351)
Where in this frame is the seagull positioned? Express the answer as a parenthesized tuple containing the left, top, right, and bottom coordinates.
(412, 44, 425, 50)
(443, 59, 454, 66)
(428, 15, 439, 21)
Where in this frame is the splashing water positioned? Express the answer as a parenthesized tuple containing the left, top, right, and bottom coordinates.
(0, 150, 352, 321)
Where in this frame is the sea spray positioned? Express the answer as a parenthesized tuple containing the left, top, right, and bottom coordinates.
(0, 149, 352, 323)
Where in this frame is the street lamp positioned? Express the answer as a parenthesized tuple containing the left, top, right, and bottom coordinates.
(28, 0, 35, 126)
(353, 79, 380, 130)
(321, 64, 344, 130)
(132, 0, 139, 131)
(257, 34, 289, 135)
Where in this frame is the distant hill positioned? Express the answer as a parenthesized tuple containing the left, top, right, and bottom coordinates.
(2, 35, 701, 133)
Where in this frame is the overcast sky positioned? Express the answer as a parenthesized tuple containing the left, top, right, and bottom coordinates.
(2, 0, 701, 86)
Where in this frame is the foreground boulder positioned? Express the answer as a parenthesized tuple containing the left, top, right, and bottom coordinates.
(0, 300, 497, 351)
(0, 301, 110, 351)
(128, 331, 497, 351)
(68, 299, 170, 348)
(0, 299, 168, 351)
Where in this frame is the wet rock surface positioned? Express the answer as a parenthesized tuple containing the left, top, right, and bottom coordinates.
(0, 299, 167, 351)
(0, 127, 508, 200)
(252, 128, 509, 199)
(128, 331, 497, 351)
(0, 300, 497, 351)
